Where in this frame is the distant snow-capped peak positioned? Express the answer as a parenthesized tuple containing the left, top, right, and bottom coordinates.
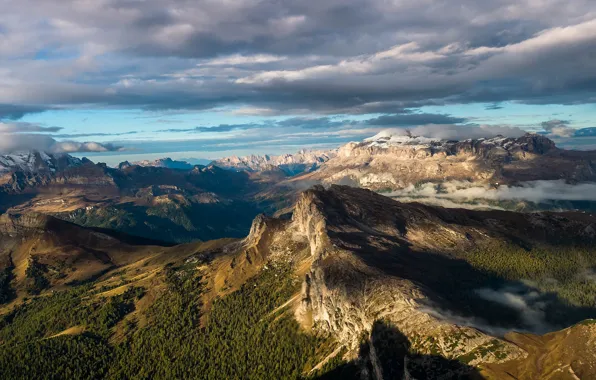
(364, 131, 442, 148)
(124, 158, 194, 170)
(0, 151, 81, 173)
(212, 149, 338, 174)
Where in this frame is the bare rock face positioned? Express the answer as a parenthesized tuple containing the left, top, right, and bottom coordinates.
(290, 187, 531, 366)
(297, 133, 596, 191)
(0, 213, 52, 235)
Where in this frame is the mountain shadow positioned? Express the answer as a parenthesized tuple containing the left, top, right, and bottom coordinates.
(0, 192, 35, 214)
(328, 225, 596, 332)
(316, 320, 484, 379)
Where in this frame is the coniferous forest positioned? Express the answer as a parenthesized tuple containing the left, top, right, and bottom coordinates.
(0, 263, 336, 379)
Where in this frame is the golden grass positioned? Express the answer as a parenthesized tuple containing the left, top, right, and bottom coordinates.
(47, 325, 86, 339)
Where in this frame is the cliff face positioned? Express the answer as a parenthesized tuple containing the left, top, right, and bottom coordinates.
(237, 185, 596, 377)
(0, 213, 54, 236)
(290, 187, 528, 366)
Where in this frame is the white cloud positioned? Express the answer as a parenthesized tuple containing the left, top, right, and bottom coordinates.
(0, 133, 123, 154)
(374, 124, 527, 140)
(206, 54, 286, 66)
(0, 122, 62, 133)
(475, 286, 550, 333)
(540, 119, 576, 138)
(466, 19, 596, 56)
(236, 42, 445, 84)
(386, 180, 596, 204)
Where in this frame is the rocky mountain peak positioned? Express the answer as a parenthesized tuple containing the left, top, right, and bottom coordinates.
(0, 151, 81, 174)
(212, 149, 338, 175)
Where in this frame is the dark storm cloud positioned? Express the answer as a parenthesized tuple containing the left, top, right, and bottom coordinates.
(1, 0, 596, 115)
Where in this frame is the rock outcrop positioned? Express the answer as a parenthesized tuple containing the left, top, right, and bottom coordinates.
(243, 185, 596, 376)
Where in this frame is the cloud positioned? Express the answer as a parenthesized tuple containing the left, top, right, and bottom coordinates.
(422, 283, 557, 335)
(157, 123, 262, 133)
(1, 1, 596, 115)
(0, 133, 123, 154)
(52, 131, 139, 138)
(0, 104, 49, 120)
(0, 122, 62, 133)
(157, 114, 473, 136)
(365, 113, 467, 126)
(51, 141, 124, 153)
(374, 124, 527, 140)
(475, 285, 551, 333)
(277, 117, 351, 129)
(540, 119, 576, 138)
(385, 180, 596, 206)
(205, 54, 286, 66)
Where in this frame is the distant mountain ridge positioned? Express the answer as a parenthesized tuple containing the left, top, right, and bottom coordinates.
(291, 132, 596, 190)
(0, 151, 82, 174)
(0, 153, 268, 243)
(211, 149, 337, 175)
(119, 157, 194, 170)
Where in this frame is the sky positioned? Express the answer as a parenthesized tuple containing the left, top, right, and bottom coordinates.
(1, 0, 596, 165)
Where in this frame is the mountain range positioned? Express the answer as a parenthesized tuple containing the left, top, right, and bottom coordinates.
(1, 132, 596, 378)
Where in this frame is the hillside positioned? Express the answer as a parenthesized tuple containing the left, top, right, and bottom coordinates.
(0, 213, 173, 304)
(1, 186, 595, 378)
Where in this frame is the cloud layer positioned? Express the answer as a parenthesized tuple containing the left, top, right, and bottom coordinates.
(387, 180, 596, 206)
(1, 0, 596, 116)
